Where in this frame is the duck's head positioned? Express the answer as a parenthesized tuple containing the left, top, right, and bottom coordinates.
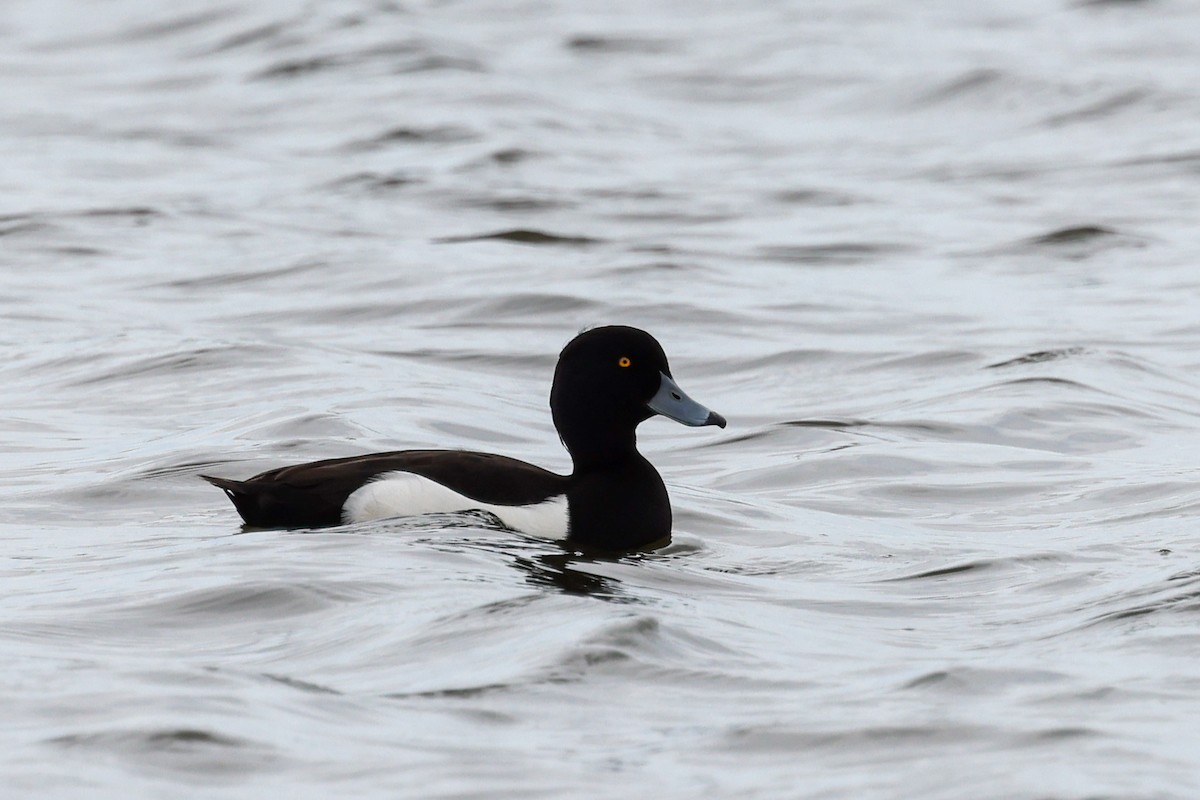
(550, 326, 724, 463)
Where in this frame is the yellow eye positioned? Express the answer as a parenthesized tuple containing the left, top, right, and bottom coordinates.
(618, 356, 631, 368)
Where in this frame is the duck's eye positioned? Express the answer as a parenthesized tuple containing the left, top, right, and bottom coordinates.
(618, 356, 631, 368)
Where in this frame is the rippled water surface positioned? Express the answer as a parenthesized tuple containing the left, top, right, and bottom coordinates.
(4, 0, 1200, 797)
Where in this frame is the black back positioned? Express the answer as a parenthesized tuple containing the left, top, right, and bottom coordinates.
(203, 450, 565, 529)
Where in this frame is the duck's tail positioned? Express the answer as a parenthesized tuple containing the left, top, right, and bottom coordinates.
(200, 475, 259, 526)
(201, 474, 242, 493)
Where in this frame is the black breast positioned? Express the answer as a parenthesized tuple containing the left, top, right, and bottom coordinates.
(564, 455, 671, 550)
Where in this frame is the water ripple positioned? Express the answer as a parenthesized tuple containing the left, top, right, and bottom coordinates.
(5, 0, 1200, 796)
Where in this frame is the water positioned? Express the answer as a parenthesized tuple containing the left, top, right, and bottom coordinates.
(3, 0, 1200, 796)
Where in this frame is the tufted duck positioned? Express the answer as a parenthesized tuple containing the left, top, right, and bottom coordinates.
(202, 326, 725, 550)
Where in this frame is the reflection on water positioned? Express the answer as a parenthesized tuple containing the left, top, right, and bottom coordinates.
(512, 551, 629, 600)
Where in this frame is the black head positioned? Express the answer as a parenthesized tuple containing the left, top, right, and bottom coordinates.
(550, 326, 724, 468)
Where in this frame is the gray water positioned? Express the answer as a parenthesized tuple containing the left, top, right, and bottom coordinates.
(4, 0, 1200, 797)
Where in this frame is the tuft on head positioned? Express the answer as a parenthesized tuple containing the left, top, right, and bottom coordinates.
(558, 325, 671, 376)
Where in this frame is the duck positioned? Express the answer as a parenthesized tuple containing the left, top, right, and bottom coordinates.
(202, 326, 725, 550)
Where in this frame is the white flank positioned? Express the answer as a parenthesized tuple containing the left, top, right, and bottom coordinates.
(342, 470, 570, 540)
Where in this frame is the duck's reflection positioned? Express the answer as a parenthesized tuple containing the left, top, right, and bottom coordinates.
(508, 538, 665, 602)
(510, 551, 622, 599)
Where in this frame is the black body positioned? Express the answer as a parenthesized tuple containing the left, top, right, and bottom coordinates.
(202, 326, 725, 550)
(203, 450, 564, 529)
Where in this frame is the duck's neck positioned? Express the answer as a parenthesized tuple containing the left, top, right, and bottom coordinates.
(563, 426, 640, 474)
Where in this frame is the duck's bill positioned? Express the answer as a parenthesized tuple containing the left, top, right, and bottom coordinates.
(647, 373, 727, 428)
